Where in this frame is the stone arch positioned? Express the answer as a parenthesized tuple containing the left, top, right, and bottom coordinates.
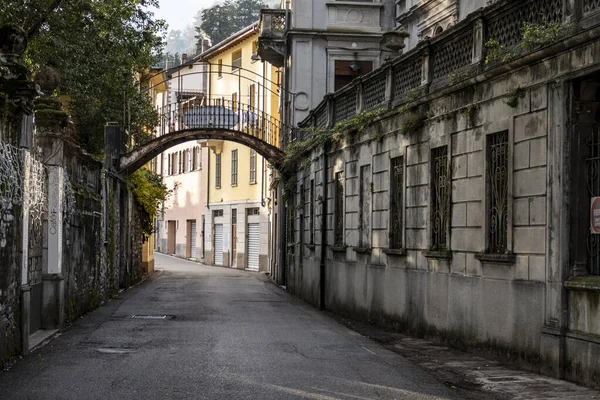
(118, 128, 284, 175)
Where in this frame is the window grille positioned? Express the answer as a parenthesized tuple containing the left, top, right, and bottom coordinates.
(390, 157, 404, 249)
(249, 149, 257, 184)
(487, 131, 509, 254)
(430, 146, 450, 250)
(334, 171, 345, 246)
(231, 149, 238, 186)
(215, 153, 221, 188)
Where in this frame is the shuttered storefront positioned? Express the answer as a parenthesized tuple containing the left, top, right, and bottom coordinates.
(214, 224, 223, 265)
(246, 223, 260, 270)
(190, 221, 197, 259)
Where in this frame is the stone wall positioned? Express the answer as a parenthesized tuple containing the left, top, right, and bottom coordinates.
(287, 2, 600, 388)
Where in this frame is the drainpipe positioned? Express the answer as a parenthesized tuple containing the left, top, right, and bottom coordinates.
(319, 141, 328, 310)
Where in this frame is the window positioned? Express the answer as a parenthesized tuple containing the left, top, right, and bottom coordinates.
(187, 149, 193, 172)
(192, 147, 198, 170)
(486, 131, 509, 254)
(231, 149, 238, 186)
(247, 207, 260, 216)
(171, 152, 178, 175)
(232, 92, 238, 113)
(196, 147, 202, 169)
(167, 153, 172, 176)
(430, 146, 450, 250)
(249, 149, 257, 184)
(389, 157, 404, 249)
(359, 165, 371, 248)
(217, 59, 223, 77)
(232, 208, 237, 224)
(178, 150, 183, 174)
(310, 179, 315, 245)
(334, 60, 373, 91)
(232, 49, 242, 70)
(334, 171, 345, 246)
(213, 209, 223, 217)
(215, 153, 221, 188)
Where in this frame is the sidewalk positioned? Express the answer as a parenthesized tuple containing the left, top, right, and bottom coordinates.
(331, 314, 600, 400)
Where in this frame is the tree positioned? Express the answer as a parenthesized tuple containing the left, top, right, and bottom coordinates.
(200, 0, 268, 45)
(1, 0, 166, 154)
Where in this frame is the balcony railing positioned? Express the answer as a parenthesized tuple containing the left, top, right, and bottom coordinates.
(298, 0, 600, 131)
(259, 9, 286, 39)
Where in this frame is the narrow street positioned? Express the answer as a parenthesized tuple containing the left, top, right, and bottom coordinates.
(0, 254, 458, 400)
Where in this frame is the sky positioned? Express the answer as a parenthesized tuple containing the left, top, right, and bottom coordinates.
(151, 0, 216, 31)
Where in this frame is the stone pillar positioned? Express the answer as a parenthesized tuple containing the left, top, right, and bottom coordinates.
(42, 166, 65, 329)
(20, 151, 31, 354)
(540, 81, 570, 378)
(472, 17, 484, 65)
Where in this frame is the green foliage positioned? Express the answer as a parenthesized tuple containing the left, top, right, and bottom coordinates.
(448, 69, 470, 84)
(485, 38, 513, 64)
(200, 0, 268, 45)
(504, 87, 526, 108)
(520, 21, 563, 51)
(2, 0, 166, 154)
(284, 108, 386, 169)
(129, 168, 172, 237)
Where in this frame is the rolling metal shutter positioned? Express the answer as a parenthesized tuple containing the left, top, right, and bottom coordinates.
(246, 223, 260, 270)
(190, 221, 197, 259)
(214, 224, 223, 265)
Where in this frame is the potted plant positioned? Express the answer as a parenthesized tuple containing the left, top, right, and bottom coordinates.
(382, 30, 410, 53)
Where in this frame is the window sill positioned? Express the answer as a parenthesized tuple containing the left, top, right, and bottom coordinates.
(382, 248, 407, 256)
(422, 250, 452, 260)
(564, 276, 600, 292)
(249, 181, 257, 185)
(330, 245, 348, 252)
(352, 246, 371, 254)
(474, 252, 516, 265)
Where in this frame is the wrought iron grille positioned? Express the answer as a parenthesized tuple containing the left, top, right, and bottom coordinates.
(389, 157, 404, 249)
(487, 131, 509, 254)
(271, 13, 286, 33)
(487, 0, 563, 49)
(363, 72, 387, 111)
(585, 108, 600, 276)
(334, 171, 345, 246)
(315, 103, 328, 128)
(430, 146, 450, 250)
(393, 56, 423, 98)
(584, 0, 600, 13)
(432, 33, 473, 80)
(334, 88, 357, 125)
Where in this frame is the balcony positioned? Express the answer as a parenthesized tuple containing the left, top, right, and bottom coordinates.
(257, 9, 287, 68)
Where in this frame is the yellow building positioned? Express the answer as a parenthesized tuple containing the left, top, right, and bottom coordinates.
(201, 22, 281, 271)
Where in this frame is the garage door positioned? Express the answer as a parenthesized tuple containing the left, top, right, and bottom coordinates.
(214, 224, 223, 265)
(190, 221, 197, 259)
(246, 223, 260, 270)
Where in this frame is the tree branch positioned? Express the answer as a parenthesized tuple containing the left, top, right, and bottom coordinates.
(24, 0, 63, 38)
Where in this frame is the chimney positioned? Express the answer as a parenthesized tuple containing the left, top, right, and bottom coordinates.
(181, 53, 188, 64)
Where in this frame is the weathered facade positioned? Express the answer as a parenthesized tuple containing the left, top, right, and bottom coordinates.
(0, 27, 148, 364)
(286, 0, 600, 389)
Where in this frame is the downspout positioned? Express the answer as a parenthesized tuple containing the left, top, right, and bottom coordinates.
(319, 141, 328, 310)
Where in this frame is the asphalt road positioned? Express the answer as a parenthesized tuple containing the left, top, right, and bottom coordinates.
(0, 253, 459, 400)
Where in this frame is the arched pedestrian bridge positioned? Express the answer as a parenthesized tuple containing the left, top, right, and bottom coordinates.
(118, 96, 287, 175)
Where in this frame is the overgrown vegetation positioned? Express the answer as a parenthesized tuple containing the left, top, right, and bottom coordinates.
(0, 0, 166, 154)
(520, 21, 563, 51)
(485, 38, 513, 64)
(129, 168, 172, 237)
(505, 87, 526, 108)
(284, 108, 386, 169)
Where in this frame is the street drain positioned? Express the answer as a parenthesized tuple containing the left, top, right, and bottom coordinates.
(131, 314, 175, 320)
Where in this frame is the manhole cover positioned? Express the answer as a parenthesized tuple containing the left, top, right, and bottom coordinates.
(132, 315, 175, 320)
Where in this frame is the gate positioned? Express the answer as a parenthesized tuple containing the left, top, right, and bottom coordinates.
(214, 224, 224, 266)
(190, 220, 197, 259)
(247, 223, 260, 270)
